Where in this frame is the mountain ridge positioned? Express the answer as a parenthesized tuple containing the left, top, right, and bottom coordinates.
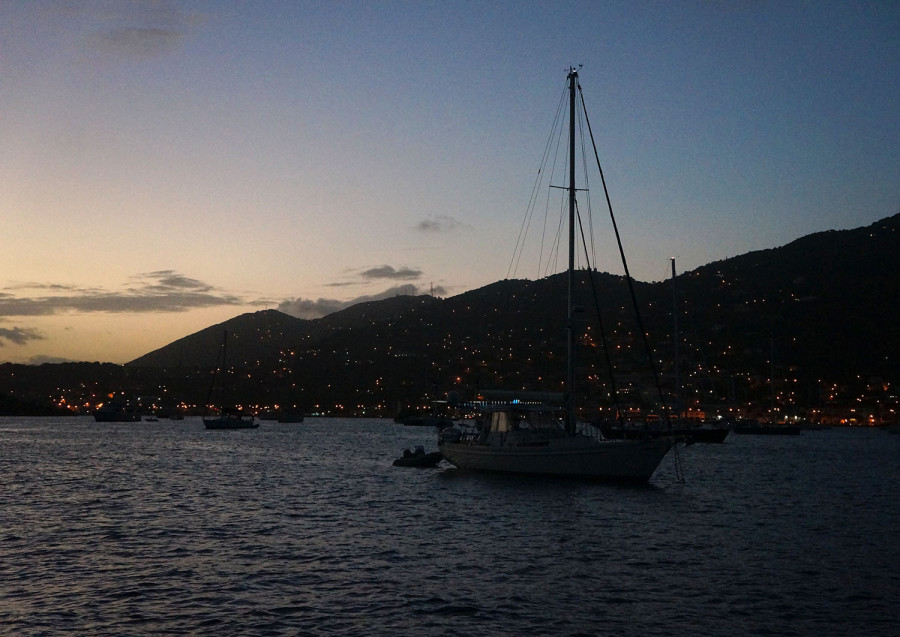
(128, 213, 898, 383)
(1, 213, 896, 419)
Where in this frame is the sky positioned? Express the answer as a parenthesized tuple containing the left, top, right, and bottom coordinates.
(1, 1, 897, 365)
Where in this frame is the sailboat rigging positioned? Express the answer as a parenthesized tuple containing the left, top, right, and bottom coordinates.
(203, 330, 258, 430)
(669, 257, 729, 444)
(438, 68, 673, 482)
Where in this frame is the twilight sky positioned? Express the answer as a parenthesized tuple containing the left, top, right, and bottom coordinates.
(1, 1, 897, 364)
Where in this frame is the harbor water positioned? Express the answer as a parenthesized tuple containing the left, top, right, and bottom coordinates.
(1, 417, 898, 635)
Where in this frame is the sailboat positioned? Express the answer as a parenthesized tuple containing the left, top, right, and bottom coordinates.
(93, 396, 141, 422)
(203, 330, 258, 430)
(668, 257, 729, 444)
(438, 68, 672, 482)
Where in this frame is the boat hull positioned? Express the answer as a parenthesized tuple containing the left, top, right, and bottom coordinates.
(600, 425, 729, 444)
(203, 416, 258, 430)
(439, 436, 672, 483)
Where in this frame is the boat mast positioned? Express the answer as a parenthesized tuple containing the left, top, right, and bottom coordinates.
(671, 257, 680, 421)
(565, 67, 577, 434)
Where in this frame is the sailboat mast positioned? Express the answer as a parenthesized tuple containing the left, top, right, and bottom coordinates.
(671, 257, 680, 420)
(220, 330, 228, 412)
(566, 67, 577, 434)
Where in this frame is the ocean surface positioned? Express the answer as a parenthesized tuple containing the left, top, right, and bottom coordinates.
(1, 417, 898, 636)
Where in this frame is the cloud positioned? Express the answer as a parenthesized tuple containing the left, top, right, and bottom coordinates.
(416, 215, 462, 233)
(0, 271, 244, 317)
(351, 283, 422, 303)
(132, 270, 213, 293)
(5, 283, 82, 292)
(278, 262, 451, 318)
(91, 26, 184, 56)
(360, 265, 422, 281)
(324, 264, 424, 287)
(278, 283, 447, 320)
(76, 1, 203, 58)
(276, 298, 346, 319)
(0, 327, 45, 347)
(26, 355, 72, 365)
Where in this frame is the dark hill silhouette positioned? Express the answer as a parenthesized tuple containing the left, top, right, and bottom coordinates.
(115, 212, 899, 418)
(673, 213, 899, 385)
(128, 309, 315, 369)
(135, 214, 898, 383)
(1, 213, 895, 418)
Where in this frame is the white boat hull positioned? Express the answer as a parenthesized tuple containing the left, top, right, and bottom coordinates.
(439, 435, 672, 482)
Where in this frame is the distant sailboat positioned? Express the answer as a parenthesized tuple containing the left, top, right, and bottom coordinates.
(438, 68, 672, 482)
(203, 330, 258, 430)
(669, 257, 729, 444)
(94, 396, 141, 422)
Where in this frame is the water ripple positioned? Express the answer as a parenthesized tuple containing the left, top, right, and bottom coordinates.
(1, 418, 899, 635)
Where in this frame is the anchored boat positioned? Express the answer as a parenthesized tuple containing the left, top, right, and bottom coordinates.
(438, 68, 673, 482)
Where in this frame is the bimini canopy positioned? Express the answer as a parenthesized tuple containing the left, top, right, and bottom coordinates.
(488, 408, 565, 433)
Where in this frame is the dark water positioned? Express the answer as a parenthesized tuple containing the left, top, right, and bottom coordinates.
(1, 417, 898, 636)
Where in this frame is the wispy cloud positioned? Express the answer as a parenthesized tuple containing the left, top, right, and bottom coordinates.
(278, 283, 447, 320)
(0, 326, 44, 347)
(349, 284, 430, 303)
(277, 261, 452, 318)
(0, 271, 243, 317)
(416, 215, 462, 233)
(90, 26, 184, 57)
(25, 354, 72, 365)
(132, 271, 213, 293)
(326, 264, 424, 287)
(276, 298, 346, 320)
(360, 265, 422, 281)
(82, 1, 201, 58)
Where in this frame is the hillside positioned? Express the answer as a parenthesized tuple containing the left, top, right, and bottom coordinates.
(1, 213, 896, 419)
(117, 212, 899, 414)
(128, 309, 314, 369)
